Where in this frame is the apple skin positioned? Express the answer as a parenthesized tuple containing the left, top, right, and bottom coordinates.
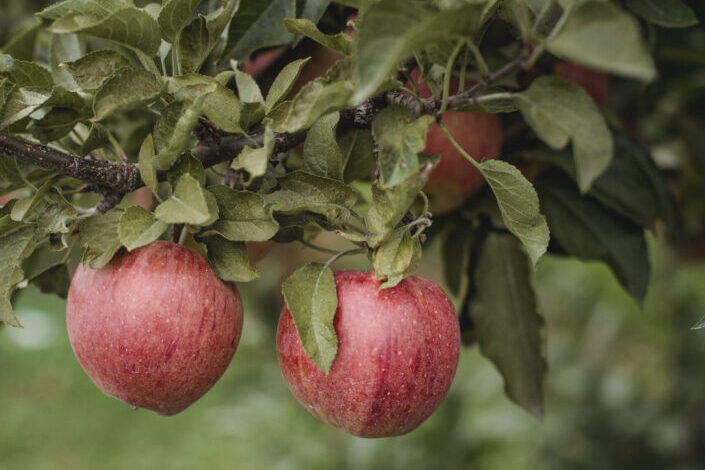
(66, 241, 243, 415)
(0, 191, 16, 206)
(408, 69, 503, 214)
(554, 62, 609, 106)
(277, 270, 460, 438)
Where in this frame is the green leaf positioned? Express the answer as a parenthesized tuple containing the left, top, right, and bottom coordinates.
(0, 53, 54, 87)
(547, 2, 657, 81)
(154, 174, 219, 226)
(60, 50, 131, 90)
(222, 0, 296, 61)
(29, 108, 83, 143)
(153, 85, 215, 169)
(283, 18, 354, 56)
(354, 0, 492, 102)
(303, 112, 344, 180)
(526, 134, 676, 230)
(11, 180, 54, 223)
(118, 206, 168, 251)
(137, 134, 158, 193)
(340, 128, 376, 183)
(281, 262, 338, 373)
(203, 235, 259, 282)
(372, 229, 422, 289)
(48, 6, 162, 56)
(372, 105, 434, 188)
(442, 224, 473, 297)
(0, 87, 51, 129)
(167, 152, 206, 189)
(479, 160, 549, 266)
(79, 208, 124, 269)
(93, 68, 163, 121)
(625, 0, 697, 28)
(176, 15, 210, 74)
(202, 185, 279, 242)
(50, 34, 85, 90)
(517, 76, 613, 192)
(38, 0, 131, 20)
(0, 227, 36, 326)
(167, 75, 242, 133)
(265, 57, 310, 113)
(536, 173, 650, 303)
(470, 232, 546, 419)
(81, 122, 111, 156)
(266, 171, 359, 229)
(364, 173, 425, 247)
(231, 127, 275, 181)
(159, 0, 204, 42)
(268, 78, 353, 133)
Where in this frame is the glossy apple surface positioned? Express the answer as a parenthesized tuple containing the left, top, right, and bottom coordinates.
(66, 241, 243, 415)
(408, 69, 503, 213)
(277, 270, 460, 438)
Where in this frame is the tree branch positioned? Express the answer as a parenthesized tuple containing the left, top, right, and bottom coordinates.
(0, 51, 529, 200)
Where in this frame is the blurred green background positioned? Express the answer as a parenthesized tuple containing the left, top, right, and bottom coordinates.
(3, 237, 705, 470)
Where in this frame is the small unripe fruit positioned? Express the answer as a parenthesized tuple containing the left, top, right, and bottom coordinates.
(277, 271, 460, 438)
(66, 241, 243, 415)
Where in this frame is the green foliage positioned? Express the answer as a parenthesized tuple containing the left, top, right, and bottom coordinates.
(0, 0, 699, 425)
(281, 262, 339, 373)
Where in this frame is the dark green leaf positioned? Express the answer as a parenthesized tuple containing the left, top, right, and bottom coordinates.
(283, 18, 354, 56)
(0, 227, 36, 326)
(118, 206, 168, 251)
(222, 0, 295, 62)
(48, 6, 162, 56)
(372, 105, 434, 188)
(517, 76, 613, 192)
(340, 128, 376, 183)
(470, 232, 546, 418)
(265, 57, 310, 113)
(479, 160, 549, 266)
(93, 68, 163, 121)
(0, 53, 54, 87)
(364, 173, 425, 247)
(372, 229, 422, 289)
(202, 185, 279, 242)
(203, 235, 259, 282)
(167, 75, 242, 133)
(154, 174, 219, 226)
(60, 49, 131, 90)
(281, 262, 338, 373)
(79, 208, 124, 269)
(159, 0, 204, 42)
(303, 112, 344, 180)
(536, 173, 650, 303)
(625, 0, 697, 28)
(547, 2, 656, 81)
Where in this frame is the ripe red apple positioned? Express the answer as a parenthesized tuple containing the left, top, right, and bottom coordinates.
(243, 46, 288, 77)
(124, 186, 153, 210)
(0, 191, 18, 206)
(66, 241, 243, 415)
(554, 62, 609, 106)
(408, 69, 503, 214)
(277, 270, 460, 437)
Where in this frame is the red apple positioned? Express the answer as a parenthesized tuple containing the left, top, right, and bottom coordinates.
(408, 69, 503, 213)
(66, 241, 243, 415)
(243, 46, 289, 77)
(277, 270, 460, 437)
(554, 62, 609, 106)
(0, 191, 16, 206)
(124, 186, 153, 210)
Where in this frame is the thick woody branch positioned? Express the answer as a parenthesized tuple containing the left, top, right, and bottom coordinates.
(0, 51, 529, 198)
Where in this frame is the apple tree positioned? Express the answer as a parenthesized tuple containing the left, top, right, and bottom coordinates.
(0, 0, 699, 436)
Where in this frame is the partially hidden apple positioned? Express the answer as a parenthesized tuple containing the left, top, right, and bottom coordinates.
(554, 62, 609, 106)
(408, 69, 503, 214)
(66, 241, 243, 415)
(277, 270, 460, 438)
(0, 191, 16, 206)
